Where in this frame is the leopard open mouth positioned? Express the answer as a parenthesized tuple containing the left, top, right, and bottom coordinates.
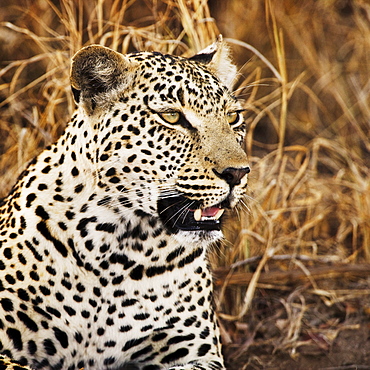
(157, 195, 226, 233)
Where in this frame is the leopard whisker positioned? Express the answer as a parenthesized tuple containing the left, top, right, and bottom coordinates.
(158, 198, 190, 217)
(167, 201, 195, 225)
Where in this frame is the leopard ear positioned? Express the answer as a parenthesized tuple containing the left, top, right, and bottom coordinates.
(71, 45, 137, 114)
(189, 35, 238, 90)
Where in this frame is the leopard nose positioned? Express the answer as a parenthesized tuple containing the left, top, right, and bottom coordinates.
(213, 166, 250, 187)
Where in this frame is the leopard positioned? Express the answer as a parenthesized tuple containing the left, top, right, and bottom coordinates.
(0, 35, 250, 370)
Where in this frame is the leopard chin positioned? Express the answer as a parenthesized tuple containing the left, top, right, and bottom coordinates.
(175, 229, 224, 246)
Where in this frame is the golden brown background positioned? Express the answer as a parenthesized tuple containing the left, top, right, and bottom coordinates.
(1, 0, 370, 368)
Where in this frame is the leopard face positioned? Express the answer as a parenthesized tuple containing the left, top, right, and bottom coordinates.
(70, 38, 249, 244)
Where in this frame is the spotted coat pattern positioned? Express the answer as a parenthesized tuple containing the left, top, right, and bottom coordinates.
(0, 37, 249, 370)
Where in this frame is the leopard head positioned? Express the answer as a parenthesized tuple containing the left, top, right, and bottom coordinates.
(70, 36, 250, 242)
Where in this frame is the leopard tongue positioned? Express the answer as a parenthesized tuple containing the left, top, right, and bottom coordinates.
(193, 207, 224, 221)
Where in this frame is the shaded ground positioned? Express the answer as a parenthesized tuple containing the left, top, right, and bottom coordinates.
(215, 263, 370, 369)
(225, 325, 370, 369)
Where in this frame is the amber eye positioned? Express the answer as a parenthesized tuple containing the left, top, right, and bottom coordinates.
(159, 112, 180, 124)
(226, 112, 240, 125)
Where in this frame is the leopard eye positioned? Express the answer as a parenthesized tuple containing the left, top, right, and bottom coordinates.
(226, 111, 240, 125)
(159, 112, 180, 124)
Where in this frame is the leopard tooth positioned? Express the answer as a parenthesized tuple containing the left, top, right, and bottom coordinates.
(214, 209, 225, 220)
(194, 209, 202, 221)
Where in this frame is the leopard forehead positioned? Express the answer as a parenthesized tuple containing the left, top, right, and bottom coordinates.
(126, 51, 238, 113)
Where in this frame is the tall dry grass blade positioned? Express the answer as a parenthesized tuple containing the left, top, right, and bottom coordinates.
(267, 0, 287, 160)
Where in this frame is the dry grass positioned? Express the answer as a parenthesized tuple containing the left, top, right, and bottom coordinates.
(1, 0, 370, 367)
